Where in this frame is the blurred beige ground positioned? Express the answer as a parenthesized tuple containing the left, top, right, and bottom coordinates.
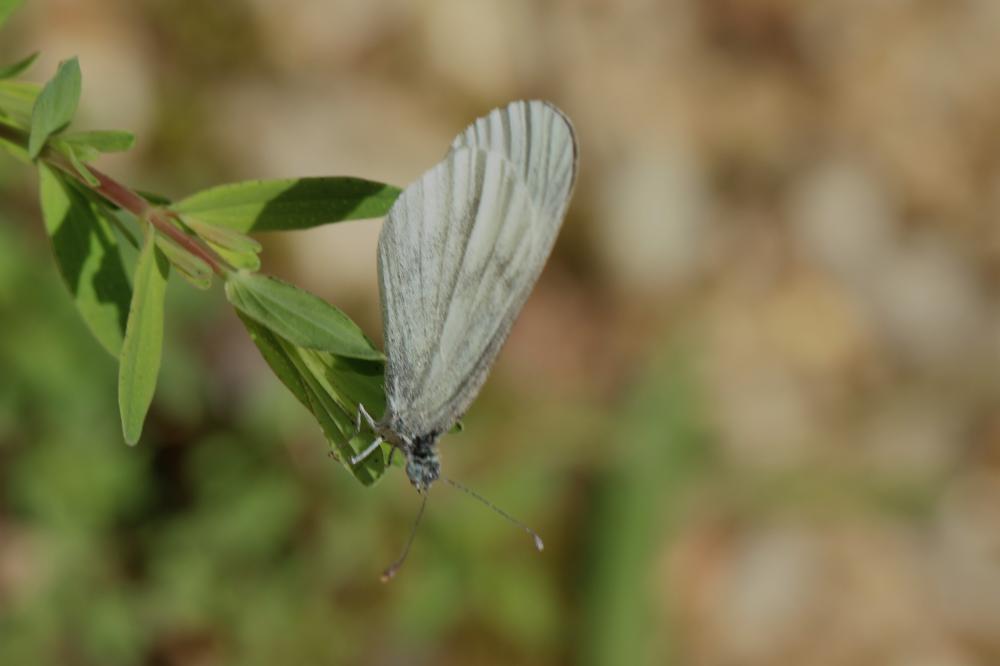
(3, 1, 1000, 665)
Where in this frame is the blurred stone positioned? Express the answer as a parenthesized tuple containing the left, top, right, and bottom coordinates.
(931, 472, 1000, 649)
(246, 0, 411, 69)
(593, 137, 710, 294)
(760, 269, 869, 377)
(790, 158, 896, 286)
(862, 392, 965, 477)
(709, 523, 823, 663)
(706, 261, 871, 467)
(871, 234, 986, 369)
(422, 0, 541, 100)
(671, 518, 950, 666)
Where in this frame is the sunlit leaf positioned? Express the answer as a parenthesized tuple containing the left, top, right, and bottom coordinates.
(61, 129, 135, 153)
(211, 244, 260, 271)
(224, 271, 382, 361)
(0, 51, 38, 79)
(28, 57, 81, 158)
(185, 217, 261, 270)
(37, 163, 131, 356)
(173, 177, 401, 232)
(118, 228, 170, 445)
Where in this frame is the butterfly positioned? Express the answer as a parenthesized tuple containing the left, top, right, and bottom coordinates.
(353, 100, 578, 578)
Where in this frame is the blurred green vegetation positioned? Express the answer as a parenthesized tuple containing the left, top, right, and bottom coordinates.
(0, 203, 711, 664)
(5, 1, 999, 664)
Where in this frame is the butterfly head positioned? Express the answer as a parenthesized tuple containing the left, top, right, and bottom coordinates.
(404, 432, 441, 492)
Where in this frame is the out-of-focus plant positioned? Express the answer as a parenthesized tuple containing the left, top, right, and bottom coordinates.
(0, 0, 399, 485)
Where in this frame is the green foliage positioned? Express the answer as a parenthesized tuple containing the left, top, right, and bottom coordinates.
(239, 314, 388, 485)
(37, 163, 131, 356)
(118, 229, 170, 444)
(28, 57, 81, 158)
(174, 176, 401, 231)
(2, 45, 398, 483)
(64, 141, 99, 185)
(60, 129, 136, 153)
(580, 346, 711, 666)
(185, 217, 261, 270)
(154, 234, 212, 290)
(0, 51, 38, 79)
(225, 270, 383, 361)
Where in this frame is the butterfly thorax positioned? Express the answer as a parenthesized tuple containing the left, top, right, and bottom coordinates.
(404, 432, 441, 492)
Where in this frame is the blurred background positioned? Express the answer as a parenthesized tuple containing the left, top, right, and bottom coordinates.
(2, 0, 1000, 664)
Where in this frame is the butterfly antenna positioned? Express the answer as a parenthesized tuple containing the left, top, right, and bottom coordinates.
(443, 477, 544, 552)
(381, 491, 429, 583)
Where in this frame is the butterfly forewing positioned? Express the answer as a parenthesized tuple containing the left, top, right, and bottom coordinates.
(452, 100, 577, 222)
(378, 101, 577, 439)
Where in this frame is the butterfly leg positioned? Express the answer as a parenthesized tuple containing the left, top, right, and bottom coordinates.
(350, 436, 383, 466)
(356, 403, 377, 434)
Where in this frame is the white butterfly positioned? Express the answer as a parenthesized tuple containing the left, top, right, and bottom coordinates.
(354, 101, 577, 575)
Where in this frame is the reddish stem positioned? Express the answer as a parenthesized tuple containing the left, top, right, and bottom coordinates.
(48, 156, 229, 276)
(0, 121, 230, 276)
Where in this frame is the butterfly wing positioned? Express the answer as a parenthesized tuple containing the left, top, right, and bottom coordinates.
(378, 101, 577, 438)
(452, 100, 577, 224)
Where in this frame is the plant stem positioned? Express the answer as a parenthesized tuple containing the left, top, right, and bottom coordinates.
(0, 121, 231, 276)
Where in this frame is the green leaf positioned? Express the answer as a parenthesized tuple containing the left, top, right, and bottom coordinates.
(118, 228, 170, 445)
(0, 80, 41, 127)
(28, 57, 81, 159)
(173, 177, 401, 232)
(224, 271, 382, 361)
(0, 51, 38, 79)
(237, 313, 388, 485)
(211, 244, 260, 271)
(61, 129, 135, 153)
(37, 163, 132, 356)
(137, 190, 171, 206)
(154, 235, 212, 290)
(65, 142, 99, 186)
(184, 217, 261, 271)
(0, 0, 24, 29)
(184, 217, 261, 254)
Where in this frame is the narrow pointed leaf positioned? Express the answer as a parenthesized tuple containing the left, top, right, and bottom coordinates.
(28, 57, 81, 158)
(0, 51, 38, 79)
(173, 177, 401, 232)
(210, 243, 260, 271)
(38, 163, 131, 355)
(65, 142, 99, 186)
(62, 129, 135, 153)
(184, 217, 261, 254)
(183, 217, 262, 270)
(118, 229, 170, 445)
(155, 234, 212, 290)
(225, 271, 382, 360)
